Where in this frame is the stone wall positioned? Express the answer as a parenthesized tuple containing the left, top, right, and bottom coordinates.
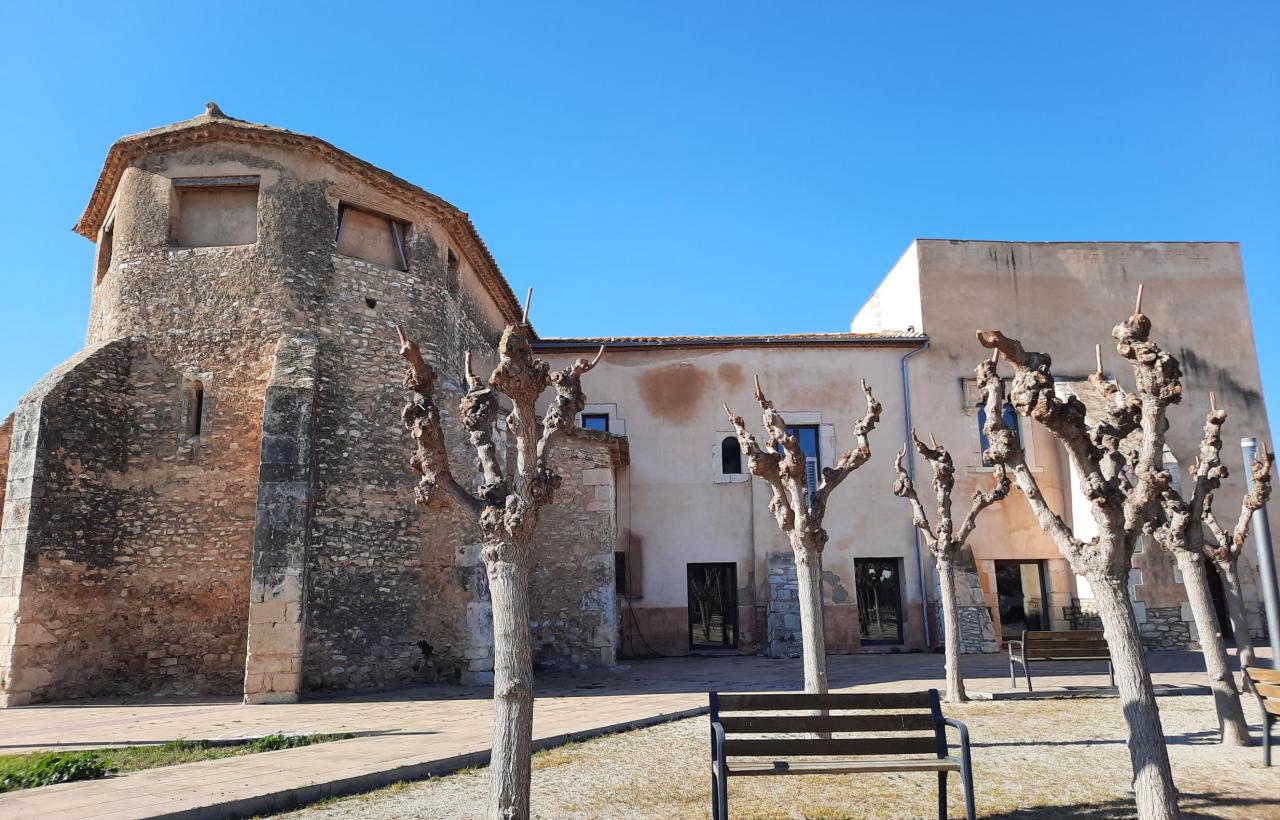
(528, 429, 622, 670)
(301, 241, 504, 691)
(0, 338, 259, 704)
(1140, 605, 1192, 651)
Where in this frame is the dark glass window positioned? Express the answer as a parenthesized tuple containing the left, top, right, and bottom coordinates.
(977, 403, 1020, 466)
(582, 413, 609, 432)
(720, 436, 742, 475)
(785, 425, 821, 495)
(855, 558, 904, 644)
(615, 552, 627, 594)
(688, 563, 737, 649)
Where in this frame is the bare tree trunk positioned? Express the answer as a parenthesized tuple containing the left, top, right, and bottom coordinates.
(1217, 560, 1256, 674)
(938, 555, 967, 702)
(1172, 551, 1249, 745)
(1092, 574, 1180, 819)
(486, 547, 534, 819)
(794, 542, 829, 694)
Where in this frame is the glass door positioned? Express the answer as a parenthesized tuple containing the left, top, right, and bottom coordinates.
(855, 558, 904, 644)
(687, 563, 737, 649)
(995, 560, 1049, 639)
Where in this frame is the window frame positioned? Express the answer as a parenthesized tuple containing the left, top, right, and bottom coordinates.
(334, 202, 410, 272)
(581, 413, 610, 433)
(171, 176, 261, 249)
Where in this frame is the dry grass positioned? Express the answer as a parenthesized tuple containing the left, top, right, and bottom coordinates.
(288, 695, 1280, 819)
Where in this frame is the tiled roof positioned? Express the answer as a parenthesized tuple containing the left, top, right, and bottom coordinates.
(532, 331, 926, 350)
(73, 103, 526, 326)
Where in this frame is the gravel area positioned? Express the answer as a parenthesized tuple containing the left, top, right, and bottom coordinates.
(286, 695, 1280, 819)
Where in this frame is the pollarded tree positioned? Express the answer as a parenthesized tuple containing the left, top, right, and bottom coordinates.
(1156, 398, 1273, 699)
(1151, 396, 1272, 744)
(724, 377, 882, 694)
(976, 289, 1181, 819)
(891, 427, 1010, 702)
(398, 318, 602, 820)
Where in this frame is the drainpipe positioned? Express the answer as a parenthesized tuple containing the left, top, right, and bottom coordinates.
(1242, 436, 1280, 668)
(900, 341, 932, 647)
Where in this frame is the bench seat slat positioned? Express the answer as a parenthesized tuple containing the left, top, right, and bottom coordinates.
(720, 714, 936, 734)
(716, 692, 932, 712)
(1252, 683, 1280, 699)
(1264, 699, 1280, 717)
(1025, 649, 1110, 660)
(725, 736, 939, 757)
(1246, 667, 1280, 685)
(728, 757, 960, 776)
(1021, 640, 1109, 652)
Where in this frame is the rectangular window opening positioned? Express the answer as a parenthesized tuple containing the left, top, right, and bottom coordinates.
(335, 203, 409, 271)
(95, 217, 115, 285)
(446, 248, 461, 295)
(615, 552, 627, 595)
(581, 413, 610, 432)
(784, 424, 821, 498)
(173, 177, 259, 248)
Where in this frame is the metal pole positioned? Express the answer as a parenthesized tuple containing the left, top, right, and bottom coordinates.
(1242, 436, 1280, 668)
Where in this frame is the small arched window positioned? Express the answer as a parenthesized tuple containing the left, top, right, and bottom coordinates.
(721, 436, 743, 475)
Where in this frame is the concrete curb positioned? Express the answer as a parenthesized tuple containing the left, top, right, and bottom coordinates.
(148, 705, 709, 820)
(969, 683, 1211, 701)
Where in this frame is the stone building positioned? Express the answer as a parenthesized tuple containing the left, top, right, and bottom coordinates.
(0, 106, 1274, 705)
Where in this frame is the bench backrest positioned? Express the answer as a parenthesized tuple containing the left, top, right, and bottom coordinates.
(1245, 666, 1280, 718)
(709, 690, 945, 758)
(1023, 629, 1109, 659)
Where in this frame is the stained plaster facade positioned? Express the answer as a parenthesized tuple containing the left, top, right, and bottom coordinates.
(1, 109, 1274, 706)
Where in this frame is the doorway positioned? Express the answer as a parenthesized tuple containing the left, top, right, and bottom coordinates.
(687, 563, 737, 649)
(1204, 558, 1234, 641)
(855, 558, 904, 644)
(995, 560, 1049, 639)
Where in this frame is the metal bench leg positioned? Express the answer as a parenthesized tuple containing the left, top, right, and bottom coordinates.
(1108, 660, 1115, 689)
(716, 771, 729, 819)
(710, 770, 721, 820)
(1266, 715, 1274, 767)
(962, 762, 976, 820)
(1025, 661, 1033, 693)
(937, 771, 947, 819)
(1009, 655, 1016, 688)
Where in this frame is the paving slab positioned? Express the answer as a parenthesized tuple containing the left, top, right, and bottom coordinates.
(0, 648, 1261, 819)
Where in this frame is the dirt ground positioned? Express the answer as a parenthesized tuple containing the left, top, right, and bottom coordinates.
(287, 694, 1280, 819)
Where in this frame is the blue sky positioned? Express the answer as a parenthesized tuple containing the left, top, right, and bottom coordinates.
(1, 3, 1276, 434)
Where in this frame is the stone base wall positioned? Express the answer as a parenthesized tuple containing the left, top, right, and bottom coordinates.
(528, 429, 622, 671)
(765, 553, 802, 658)
(934, 551, 997, 654)
(1140, 605, 1192, 651)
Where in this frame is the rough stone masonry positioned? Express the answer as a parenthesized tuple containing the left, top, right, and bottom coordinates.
(0, 104, 622, 706)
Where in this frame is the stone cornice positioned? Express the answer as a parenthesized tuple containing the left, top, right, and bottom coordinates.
(74, 108, 526, 327)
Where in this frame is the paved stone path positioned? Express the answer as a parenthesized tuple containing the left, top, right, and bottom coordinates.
(0, 649, 1252, 819)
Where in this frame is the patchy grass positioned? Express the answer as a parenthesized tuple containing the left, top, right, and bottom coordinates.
(532, 741, 581, 770)
(0, 733, 353, 794)
(283, 695, 1280, 819)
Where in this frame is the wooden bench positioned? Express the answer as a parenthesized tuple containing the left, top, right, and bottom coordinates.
(708, 690, 974, 820)
(1008, 629, 1113, 692)
(1244, 666, 1280, 766)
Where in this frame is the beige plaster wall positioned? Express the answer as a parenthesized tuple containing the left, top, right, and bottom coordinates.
(537, 343, 926, 654)
(897, 240, 1275, 640)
